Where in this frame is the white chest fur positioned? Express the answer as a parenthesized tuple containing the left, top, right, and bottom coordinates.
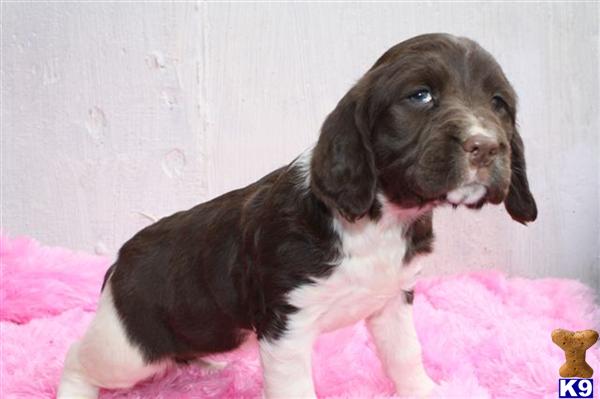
(287, 203, 426, 334)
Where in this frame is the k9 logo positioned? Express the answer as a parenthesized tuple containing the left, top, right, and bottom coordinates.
(559, 379, 594, 398)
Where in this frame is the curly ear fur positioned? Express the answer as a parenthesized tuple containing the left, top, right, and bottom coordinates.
(505, 129, 537, 224)
(310, 93, 376, 222)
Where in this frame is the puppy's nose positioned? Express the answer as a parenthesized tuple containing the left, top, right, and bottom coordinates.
(462, 134, 499, 167)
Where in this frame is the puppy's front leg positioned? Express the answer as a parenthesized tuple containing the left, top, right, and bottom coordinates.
(259, 328, 317, 399)
(367, 291, 436, 397)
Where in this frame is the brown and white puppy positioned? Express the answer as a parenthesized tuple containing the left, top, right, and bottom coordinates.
(58, 33, 537, 398)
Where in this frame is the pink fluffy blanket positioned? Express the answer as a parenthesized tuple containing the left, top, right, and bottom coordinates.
(1, 234, 599, 398)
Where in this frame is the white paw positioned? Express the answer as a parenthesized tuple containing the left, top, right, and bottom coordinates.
(395, 372, 437, 398)
(195, 358, 228, 374)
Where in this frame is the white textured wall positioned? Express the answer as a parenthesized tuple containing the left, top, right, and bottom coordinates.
(2, 3, 599, 292)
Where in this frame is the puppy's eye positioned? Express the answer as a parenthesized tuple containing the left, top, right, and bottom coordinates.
(408, 89, 433, 104)
(491, 95, 508, 113)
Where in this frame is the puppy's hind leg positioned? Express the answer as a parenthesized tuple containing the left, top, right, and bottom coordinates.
(57, 283, 168, 398)
(57, 341, 99, 398)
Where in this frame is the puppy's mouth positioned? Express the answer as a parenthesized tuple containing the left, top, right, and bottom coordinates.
(437, 181, 507, 209)
(438, 183, 488, 209)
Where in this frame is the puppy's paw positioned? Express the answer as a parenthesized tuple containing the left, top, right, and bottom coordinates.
(195, 358, 228, 374)
(395, 372, 437, 398)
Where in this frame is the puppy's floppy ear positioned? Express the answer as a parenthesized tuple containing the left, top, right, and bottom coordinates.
(505, 129, 537, 224)
(311, 93, 376, 222)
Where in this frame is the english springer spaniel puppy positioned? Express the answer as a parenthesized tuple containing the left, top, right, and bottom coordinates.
(58, 33, 537, 398)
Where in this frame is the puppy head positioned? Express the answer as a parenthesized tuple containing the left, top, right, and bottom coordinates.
(311, 33, 537, 224)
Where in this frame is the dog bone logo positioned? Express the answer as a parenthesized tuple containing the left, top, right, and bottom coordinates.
(552, 329, 598, 378)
